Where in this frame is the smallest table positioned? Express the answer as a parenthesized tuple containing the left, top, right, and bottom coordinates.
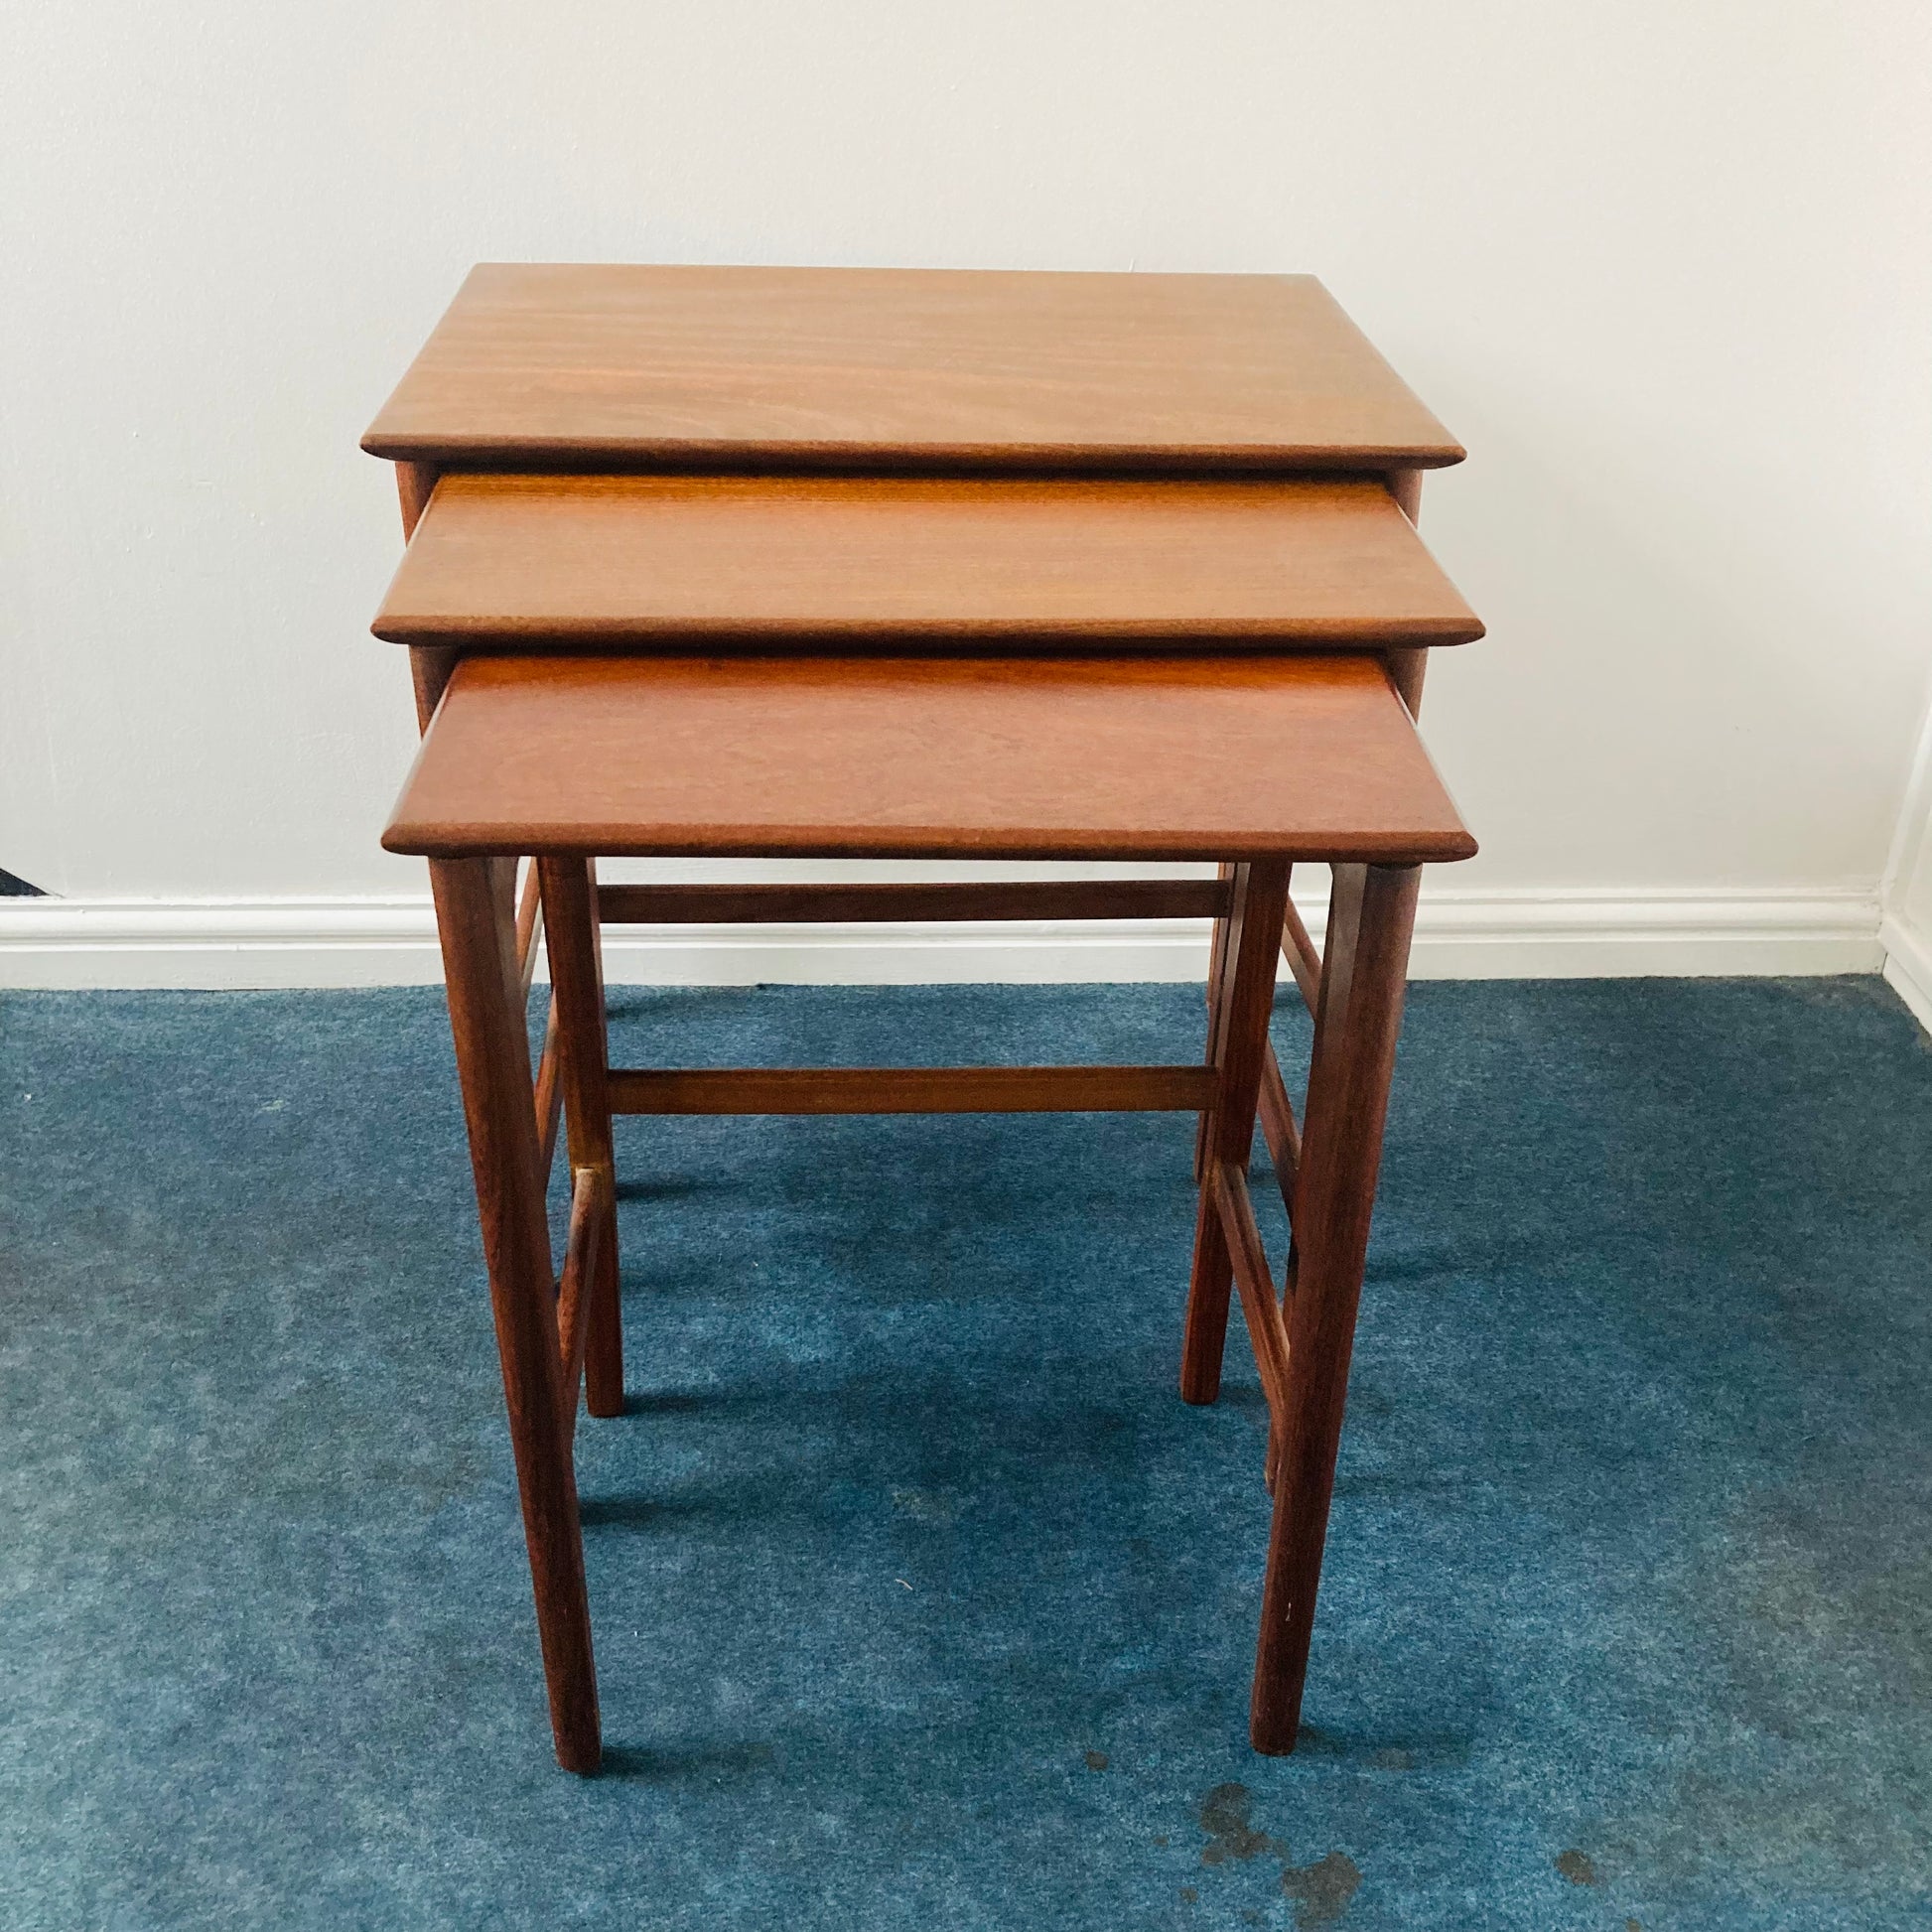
(383, 649, 1475, 1774)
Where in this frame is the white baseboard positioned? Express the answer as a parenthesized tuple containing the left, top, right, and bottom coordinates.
(0, 887, 1884, 990)
(1879, 909, 1932, 1037)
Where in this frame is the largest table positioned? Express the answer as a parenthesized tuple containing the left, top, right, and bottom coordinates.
(364, 263, 1482, 1771)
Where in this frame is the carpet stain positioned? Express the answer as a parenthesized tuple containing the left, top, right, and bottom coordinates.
(1282, 1851, 1364, 1928)
(1084, 1750, 1109, 1772)
(1199, 1785, 1361, 1927)
(1555, 1850, 1600, 1885)
(1198, 1783, 1278, 1865)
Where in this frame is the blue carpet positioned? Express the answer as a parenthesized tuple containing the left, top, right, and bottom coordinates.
(1, 978, 1929, 1930)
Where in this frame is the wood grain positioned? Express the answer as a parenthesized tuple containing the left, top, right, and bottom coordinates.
(555, 1166, 602, 1418)
(373, 474, 1482, 649)
(1218, 1149, 1296, 1497)
(1283, 896, 1323, 1014)
(1251, 861, 1422, 1754)
(393, 460, 439, 538)
(1382, 468, 1431, 716)
(1256, 1042, 1302, 1201)
(608, 1064, 1215, 1115)
(514, 861, 542, 995)
(1181, 861, 1291, 1404)
(595, 880, 1228, 925)
(362, 263, 1463, 474)
(394, 465, 457, 732)
(427, 857, 600, 1773)
(533, 998, 563, 1185)
(380, 654, 1478, 866)
(538, 858, 624, 1420)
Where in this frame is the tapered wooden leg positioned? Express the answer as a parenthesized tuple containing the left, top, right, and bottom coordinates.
(395, 464, 461, 733)
(1194, 863, 1237, 1183)
(1250, 862, 1421, 1753)
(1384, 648, 1428, 721)
(430, 856, 602, 1774)
(409, 646, 461, 732)
(1180, 860, 1292, 1404)
(538, 857, 625, 1419)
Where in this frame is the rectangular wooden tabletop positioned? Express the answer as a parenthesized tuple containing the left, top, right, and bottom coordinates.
(362, 264, 1462, 475)
(381, 653, 1476, 864)
(373, 474, 1481, 649)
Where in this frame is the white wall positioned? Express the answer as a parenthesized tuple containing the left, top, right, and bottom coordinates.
(1881, 703, 1932, 1031)
(4, 2, 1931, 982)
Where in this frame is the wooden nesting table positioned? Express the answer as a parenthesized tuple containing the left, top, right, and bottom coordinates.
(365, 264, 1482, 1774)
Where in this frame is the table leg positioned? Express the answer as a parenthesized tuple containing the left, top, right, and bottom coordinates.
(1384, 468, 1429, 720)
(429, 856, 602, 1773)
(1180, 860, 1291, 1404)
(393, 463, 461, 732)
(538, 857, 625, 1419)
(408, 646, 461, 732)
(1250, 861, 1421, 1752)
(1193, 861, 1236, 1183)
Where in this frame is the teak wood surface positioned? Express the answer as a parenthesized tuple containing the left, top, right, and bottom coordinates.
(361, 263, 1462, 475)
(595, 880, 1230, 925)
(1251, 862, 1423, 1749)
(606, 1064, 1217, 1116)
(428, 857, 600, 1771)
(535, 858, 624, 1421)
(380, 653, 1476, 865)
(373, 474, 1482, 649)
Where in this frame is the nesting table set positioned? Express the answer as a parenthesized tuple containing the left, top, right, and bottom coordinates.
(364, 265, 1481, 1774)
